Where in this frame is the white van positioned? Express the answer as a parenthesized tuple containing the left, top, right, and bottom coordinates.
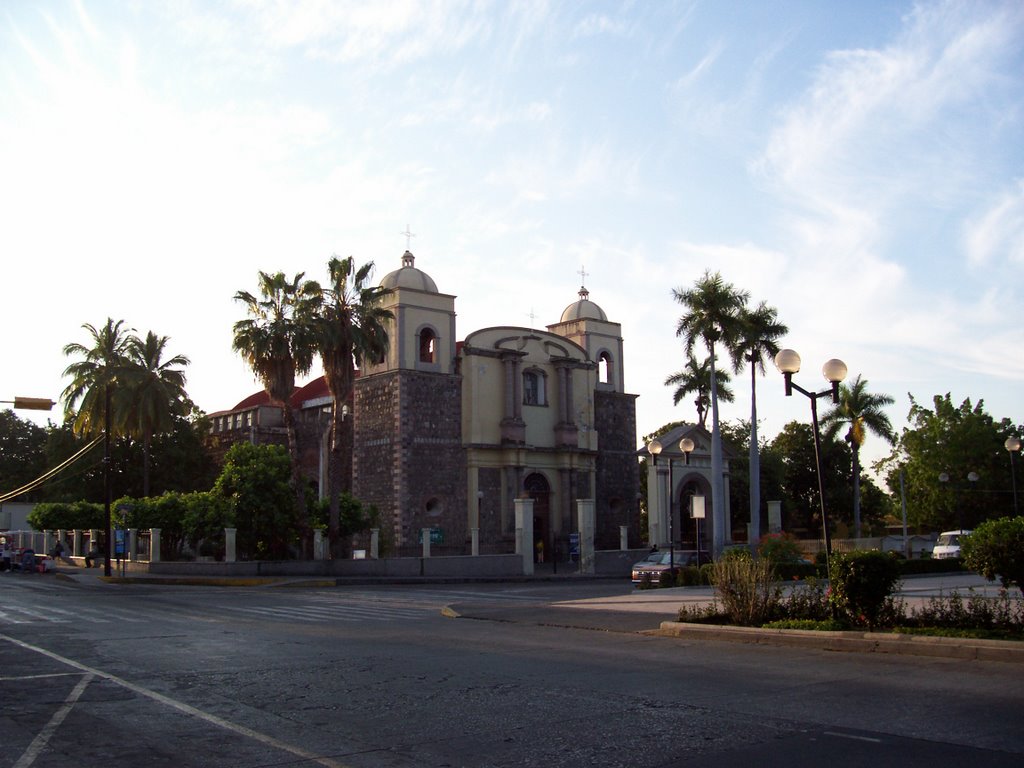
(932, 530, 971, 560)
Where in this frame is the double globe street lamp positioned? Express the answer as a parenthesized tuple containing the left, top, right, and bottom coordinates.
(774, 349, 847, 568)
(647, 436, 695, 575)
(1006, 436, 1021, 516)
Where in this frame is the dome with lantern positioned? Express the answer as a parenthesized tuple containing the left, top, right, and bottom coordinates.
(380, 250, 438, 293)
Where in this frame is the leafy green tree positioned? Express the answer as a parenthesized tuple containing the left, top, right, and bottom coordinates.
(119, 331, 191, 497)
(768, 421, 851, 537)
(673, 271, 749, 556)
(26, 501, 104, 530)
(308, 256, 392, 557)
(233, 271, 319, 556)
(0, 410, 49, 502)
(211, 442, 295, 560)
(664, 353, 734, 429)
(881, 394, 1020, 531)
(731, 301, 787, 543)
(820, 374, 895, 539)
(960, 517, 1024, 595)
(180, 491, 232, 560)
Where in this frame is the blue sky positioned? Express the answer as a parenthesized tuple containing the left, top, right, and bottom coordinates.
(2, 1, 1021, 472)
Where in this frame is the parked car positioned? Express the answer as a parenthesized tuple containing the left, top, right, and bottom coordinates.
(932, 530, 971, 560)
(630, 549, 704, 585)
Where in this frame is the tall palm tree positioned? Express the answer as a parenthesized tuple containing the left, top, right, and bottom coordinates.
(673, 271, 749, 557)
(664, 353, 734, 429)
(732, 301, 788, 545)
(309, 255, 392, 557)
(233, 271, 319, 557)
(120, 331, 191, 498)
(820, 374, 895, 538)
(61, 318, 134, 438)
(62, 317, 135, 576)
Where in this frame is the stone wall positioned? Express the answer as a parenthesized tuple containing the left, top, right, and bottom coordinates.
(354, 370, 465, 550)
(593, 390, 641, 549)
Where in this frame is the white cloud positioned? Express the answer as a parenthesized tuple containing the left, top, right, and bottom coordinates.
(964, 179, 1024, 267)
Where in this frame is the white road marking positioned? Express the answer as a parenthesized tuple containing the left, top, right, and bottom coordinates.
(13, 673, 93, 768)
(0, 633, 351, 768)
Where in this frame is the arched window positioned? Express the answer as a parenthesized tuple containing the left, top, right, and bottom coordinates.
(598, 351, 613, 385)
(523, 368, 547, 406)
(419, 328, 437, 363)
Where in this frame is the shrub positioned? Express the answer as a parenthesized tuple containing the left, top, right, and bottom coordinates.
(961, 517, 1024, 594)
(775, 577, 831, 622)
(907, 588, 1024, 634)
(710, 556, 781, 626)
(757, 532, 805, 565)
(829, 550, 902, 629)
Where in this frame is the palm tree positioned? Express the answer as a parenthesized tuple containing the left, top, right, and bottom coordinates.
(233, 271, 320, 557)
(309, 255, 392, 557)
(732, 301, 787, 545)
(120, 331, 191, 498)
(62, 317, 135, 576)
(820, 374, 895, 538)
(664, 353, 734, 428)
(673, 271, 749, 557)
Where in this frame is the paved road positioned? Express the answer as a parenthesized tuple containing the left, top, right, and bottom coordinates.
(1, 571, 1021, 767)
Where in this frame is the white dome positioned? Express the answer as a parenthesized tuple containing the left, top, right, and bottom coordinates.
(380, 251, 438, 293)
(560, 286, 607, 322)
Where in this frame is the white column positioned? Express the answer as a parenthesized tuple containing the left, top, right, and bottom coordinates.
(422, 528, 432, 558)
(313, 529, 325, 560)
(224, 528, 237, 563)
(514, 498, 534, 576)
(768, 500, 782, 534)
(370, 528, 380, 559)
(577, 499, 596, 574)
(128, 529, 138, 562)
(646, 463, 661, 546)
(471, 528, 480, 556)
(73, 530, 83, 557)
(619, 525, 628, 551)
(150, 528, 161, 563)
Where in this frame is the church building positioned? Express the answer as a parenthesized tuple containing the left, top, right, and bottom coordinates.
(352, 250, 640, 556)
(209, 249, 642, 557)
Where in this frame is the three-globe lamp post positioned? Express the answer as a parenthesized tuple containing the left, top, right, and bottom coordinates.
(774, 349, 847, 572)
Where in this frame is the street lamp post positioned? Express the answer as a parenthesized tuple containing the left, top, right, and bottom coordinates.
(679, 437, 695, 561)
(774, 349, 846, 569)
(1006, 437, 1021, 516)
(647, 440, 669, 572)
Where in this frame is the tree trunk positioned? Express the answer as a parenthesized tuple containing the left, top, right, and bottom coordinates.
(852, 443, 862, 539)
(282, 403, 311, 559)
(749, 363, 760, 546)
(709, 344, 726, 558)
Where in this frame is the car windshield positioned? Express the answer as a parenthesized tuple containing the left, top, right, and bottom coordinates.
(936, 534, 959, 546)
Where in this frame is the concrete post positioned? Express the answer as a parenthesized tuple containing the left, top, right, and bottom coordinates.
(422, 528, 432, 558)
(471, 528, 480, 557)
(150, 528, 161, 563)
(768, 501, 782, 534)
(43, 530, 51, 555)
(313, 529, 325, 560)
(577, 499, 596, 574)
(370, 528, 379, 559)
(73, 529, 83, 558)
(57, 529, 66, 557)
(89, 530, 98, 554)
(128, 528, 137, 562)
(619, 525, 628, 551)
(224, 528, 237, 563)
(514, 498, 534, 576)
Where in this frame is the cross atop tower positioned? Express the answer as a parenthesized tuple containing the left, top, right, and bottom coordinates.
(400, 224, 416, 250)
(578, 264, 589, 285)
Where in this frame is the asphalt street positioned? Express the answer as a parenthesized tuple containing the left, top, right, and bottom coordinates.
(1, 569, 1021, 768)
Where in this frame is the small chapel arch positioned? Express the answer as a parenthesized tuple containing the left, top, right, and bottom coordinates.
(419, 327, 437, 363)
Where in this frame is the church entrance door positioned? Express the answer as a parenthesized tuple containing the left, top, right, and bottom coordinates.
(524, 472, 550, 563)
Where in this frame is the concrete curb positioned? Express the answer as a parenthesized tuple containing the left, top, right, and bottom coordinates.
(653, 621, 1024, 663)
